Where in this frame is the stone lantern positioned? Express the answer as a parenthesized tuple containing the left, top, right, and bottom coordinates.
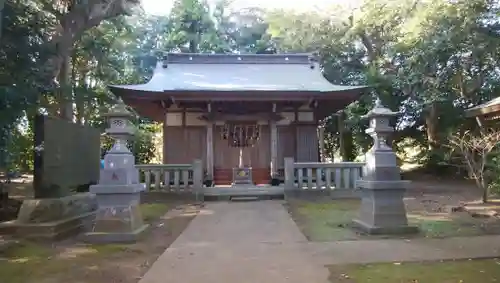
(83, 97, 148, 243)
(352, 98, 418, 235)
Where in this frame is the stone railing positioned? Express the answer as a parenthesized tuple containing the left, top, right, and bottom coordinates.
(135, 159, 203, 194)
(284, 158, 365, 191)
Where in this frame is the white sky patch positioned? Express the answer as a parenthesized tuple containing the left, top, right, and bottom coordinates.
(141, 0, 361, 15)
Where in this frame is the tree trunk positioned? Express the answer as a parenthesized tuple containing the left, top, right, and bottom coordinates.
(425, 102, 439, 147)
(39, 0, 134, 100)
(57, 54, 73, 120)
(189, 39, 197, 53)
(425, 101, 441, 166)
(73, 55, 85, 125)
(338, 112, 346, 161)
(481, 178, 489, 203)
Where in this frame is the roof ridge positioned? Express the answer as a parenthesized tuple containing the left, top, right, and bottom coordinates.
(163, 53, 317, 65)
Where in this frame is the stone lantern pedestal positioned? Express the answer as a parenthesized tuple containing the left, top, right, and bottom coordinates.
(83, 98, 148, 243)
(352, 99, 418, 235)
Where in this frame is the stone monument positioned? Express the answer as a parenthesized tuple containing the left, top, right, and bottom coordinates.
(352, 98, 418, 235)
(83, 98, 148, 243)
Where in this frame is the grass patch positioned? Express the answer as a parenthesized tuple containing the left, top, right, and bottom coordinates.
(289, 199, 360, 241)
(140, 203, 169, 223)
(0, 241, 136, 282)
(89, 243, 130, 254)
(329, 259, 500, 283)
(0, 242, 66, 283)
(287, 199, 495, 241)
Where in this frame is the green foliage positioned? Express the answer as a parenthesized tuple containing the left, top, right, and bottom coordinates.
(101, 122, 158, 165)
(3, 0, 500, 180)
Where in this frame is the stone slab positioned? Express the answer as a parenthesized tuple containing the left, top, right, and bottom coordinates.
(285, 189, 360, 200)
(16, 193, 97, 224)
(352, 219, 419, 235)
(82, 224, 149, 243)
(1, 211, 96, 240)
(203, 185, 285, 197)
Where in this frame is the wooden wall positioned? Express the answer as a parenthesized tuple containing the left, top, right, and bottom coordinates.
(277, 126, 295, 168)
(162, 108, 320, 170)
(163, 126, 206, 165)
(296, 125, 319, 162)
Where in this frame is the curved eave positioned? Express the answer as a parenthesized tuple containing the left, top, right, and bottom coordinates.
(108, 59, 369, 99)
(108, 85, 368, 102)
(112, 87, 368, 123)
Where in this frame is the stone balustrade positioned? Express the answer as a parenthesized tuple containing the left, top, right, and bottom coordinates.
(284, 158, 365, 191)
(136, 159, 203, 194)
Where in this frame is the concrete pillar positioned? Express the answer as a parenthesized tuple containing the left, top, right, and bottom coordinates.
(352, 98, 418, 235)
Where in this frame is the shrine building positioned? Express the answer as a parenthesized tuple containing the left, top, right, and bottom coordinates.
(109, 53, 367, 185)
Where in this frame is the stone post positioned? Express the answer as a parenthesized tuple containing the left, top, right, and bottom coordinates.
(192, 159, 203, 202)
(284, 157, 295, 190)
(83, 97, 149, 243)
(352, 98, 418, 235)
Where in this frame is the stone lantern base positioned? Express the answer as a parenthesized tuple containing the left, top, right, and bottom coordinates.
(82, 183, 149, 243)
(352, 180, 418, 235)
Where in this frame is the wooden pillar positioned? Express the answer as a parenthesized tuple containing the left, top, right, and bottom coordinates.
(293, 107, 298, 161)
(318, 125, 325, 162)
(270, 123, 278, 174)
(270, 103, 278, 178)
(206, 123, 214, 179)
(162, 111, 168, 164)
(206, 103, 214, 180)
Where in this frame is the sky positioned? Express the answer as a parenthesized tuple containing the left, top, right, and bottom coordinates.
(141, 0, 359, 15)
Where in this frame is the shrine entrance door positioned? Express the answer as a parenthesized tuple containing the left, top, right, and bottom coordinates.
(213, 122, 270, 185)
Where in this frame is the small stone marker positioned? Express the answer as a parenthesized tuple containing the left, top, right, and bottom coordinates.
(352, 98, 418, 235)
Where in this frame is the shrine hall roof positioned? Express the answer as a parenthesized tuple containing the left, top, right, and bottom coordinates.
(109, 53, 367, 96)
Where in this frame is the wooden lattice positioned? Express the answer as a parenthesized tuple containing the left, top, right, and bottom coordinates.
(221, 123, 261, 147)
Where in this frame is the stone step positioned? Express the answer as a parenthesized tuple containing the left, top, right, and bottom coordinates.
(229, 196, 260, 202)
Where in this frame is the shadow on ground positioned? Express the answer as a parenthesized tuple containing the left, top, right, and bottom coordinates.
(0, 194, 201, 283)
